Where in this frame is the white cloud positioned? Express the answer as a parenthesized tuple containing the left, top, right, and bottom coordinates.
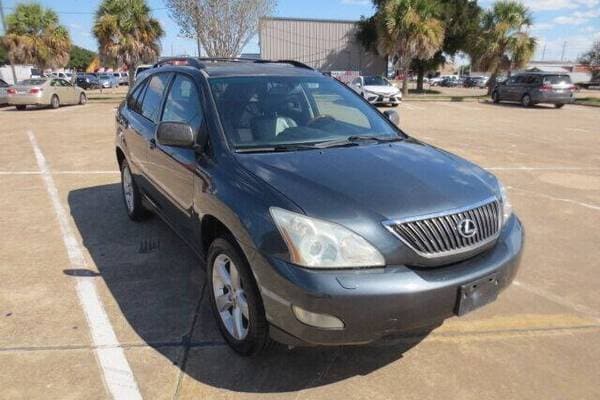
(521, 0, 599, 11)
(531, 22, 554, 31)
(552, 10, 600, 25)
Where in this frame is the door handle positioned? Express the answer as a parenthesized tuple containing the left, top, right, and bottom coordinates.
(149, 138, 156, 149)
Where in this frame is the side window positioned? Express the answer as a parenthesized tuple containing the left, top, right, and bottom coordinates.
(161, 74, 203, 124)
(50, 79, 59, 87)
(127, 80, 147, 114)
(140, 73, 171, 122)
(60, 79, 72, 87)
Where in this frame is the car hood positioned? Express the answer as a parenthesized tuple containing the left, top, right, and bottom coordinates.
(363, 85, 400, 96)
(235, 140, 499, 223)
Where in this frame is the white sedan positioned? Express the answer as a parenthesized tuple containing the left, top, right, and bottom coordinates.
(349, 76, 402, 106)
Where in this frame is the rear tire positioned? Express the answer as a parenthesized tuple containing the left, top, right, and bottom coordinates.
(491, 91, 500, 104)
(207, 237, 270, 356)
(120, 160, 150, 221)
(15, 105, 26, 111)
(51, 95, 60, 109)
(555, 104, 564, 109)
(521, 94, 531, 107)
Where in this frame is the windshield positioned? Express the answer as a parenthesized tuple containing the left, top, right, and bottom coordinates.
(209, 76, 400, 150)
(544, 75, 571, 85)
(19, 79, 47, 86)
(363, 76, 390, 86)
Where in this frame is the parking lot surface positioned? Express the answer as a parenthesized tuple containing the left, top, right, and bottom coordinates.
(1, 99, 599, 399)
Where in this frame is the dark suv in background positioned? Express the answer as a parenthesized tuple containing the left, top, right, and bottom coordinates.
(492, 72, 575, 108)
(115, 57, 524, 355)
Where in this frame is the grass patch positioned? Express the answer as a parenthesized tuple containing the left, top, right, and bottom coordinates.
(576, 97, 600, 107)
(407, 89, 442, 95)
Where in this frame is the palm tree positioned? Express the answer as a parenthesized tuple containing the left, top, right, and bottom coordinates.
(377, 0, 445, 96)
(93, 0, 164, 86)
(474, 0, 537, 93)
(1, 3, 71, 70)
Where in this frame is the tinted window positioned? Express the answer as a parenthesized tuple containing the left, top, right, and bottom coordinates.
(162, 74, 203, 124)
(140, 74, 171, 122)
(127, 80, 147, 114)
(544, 75, 571, 84)
(20, 79, 47, 86)
(0, 79, 7, 87)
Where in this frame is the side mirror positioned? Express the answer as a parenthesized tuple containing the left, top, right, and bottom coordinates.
(383, 109, 400, 125)
(156, 121, 195, 148)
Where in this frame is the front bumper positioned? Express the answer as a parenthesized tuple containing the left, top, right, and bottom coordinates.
(252, 215, 524, 346)
(365, 93, 402, 104)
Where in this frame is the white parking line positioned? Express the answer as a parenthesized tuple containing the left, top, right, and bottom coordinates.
(486, 166, 600, 171)
(0, 170, 119, 175)
(27, 131, 142, 400)
(509, 186, 600, 211)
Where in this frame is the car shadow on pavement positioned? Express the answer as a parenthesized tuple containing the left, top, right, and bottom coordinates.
(68, 183, 430, 393)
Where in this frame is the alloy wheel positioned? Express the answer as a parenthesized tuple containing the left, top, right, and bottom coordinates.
(122, 165, 134, 214)
(212, 254, 250, 340)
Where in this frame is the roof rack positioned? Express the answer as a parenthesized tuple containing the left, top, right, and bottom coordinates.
(152, 57, 313, 71)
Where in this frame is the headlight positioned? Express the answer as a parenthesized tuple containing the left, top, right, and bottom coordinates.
(498, 181, 513, 225)
(270, 208, 385, 268)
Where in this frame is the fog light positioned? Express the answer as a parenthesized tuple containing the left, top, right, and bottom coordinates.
(292, 305, 344, 330)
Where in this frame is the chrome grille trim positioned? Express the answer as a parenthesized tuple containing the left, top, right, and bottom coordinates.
(383, 197, 501, 259)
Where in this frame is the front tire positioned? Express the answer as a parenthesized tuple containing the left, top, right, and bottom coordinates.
(521, 94, 532, 107)
(79, 93, 87, 105)
(15, 105, 26, 111)
(120, 160, 150, 221)
(207, 237, 270, 356)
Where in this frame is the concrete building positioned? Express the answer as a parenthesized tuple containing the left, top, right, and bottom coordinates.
(259, 17, 387, 77)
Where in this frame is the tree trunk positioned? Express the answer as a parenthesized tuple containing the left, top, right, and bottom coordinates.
(128, 64, 136, 87)
(402, 65, 409, 97)
(416, 65, 425, 92)
(487, 69, 498, 95)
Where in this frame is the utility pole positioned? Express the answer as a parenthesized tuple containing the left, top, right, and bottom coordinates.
(0, 0, 18, 84)
(541, 44, 546, 61)
(561, 41, 567, 62)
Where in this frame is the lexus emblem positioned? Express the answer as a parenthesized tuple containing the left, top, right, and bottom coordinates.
(457, 218, 477, 238)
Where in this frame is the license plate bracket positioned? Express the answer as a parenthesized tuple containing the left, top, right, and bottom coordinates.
(456, 273, 499, 316)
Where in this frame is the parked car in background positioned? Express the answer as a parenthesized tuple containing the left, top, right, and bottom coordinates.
(349, 75, 402, 105)
(430, 75, 459, 86)
(7, 78, 87, 110)
(97, 73, 119, 88)
(113, 72, 129, 85)
(115, 57, 523, 356)
(0, 79, 9, 105)
(464, 76, 488, 88)
(48, 72, 72, 80)
(439, 76, 464, 87)
(492, 72, 576, 108)
(76, 73, 100, 90)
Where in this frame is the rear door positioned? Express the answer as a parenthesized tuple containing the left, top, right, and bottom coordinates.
(59, 79, 77, 104)
(147, 73, 204, 237)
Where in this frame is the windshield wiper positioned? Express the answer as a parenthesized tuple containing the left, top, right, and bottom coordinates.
(314, 135, 404, 149)
(235, 143, 321, 153)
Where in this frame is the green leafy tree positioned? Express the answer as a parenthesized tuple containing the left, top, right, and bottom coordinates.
(357, 0, 479, 92)
(93, 0, 164, 85)
(472, 0, 537, 93)
(0, 39, 8, 65)
(68, 46, 97, 71)
(1, 3, 71, 69)
(377, 0, 445, 96)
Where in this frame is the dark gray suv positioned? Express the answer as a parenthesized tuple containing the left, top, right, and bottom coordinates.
(492, 72, 575, 108)
(115, 57, 524, 355)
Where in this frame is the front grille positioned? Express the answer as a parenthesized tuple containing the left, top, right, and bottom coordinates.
(385, 199, 501, 258)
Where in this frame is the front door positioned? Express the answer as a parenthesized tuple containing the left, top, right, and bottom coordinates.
(147, 73, 203, 238)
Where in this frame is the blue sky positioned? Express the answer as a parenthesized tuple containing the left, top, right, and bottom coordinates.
(2, 0, 599, 62)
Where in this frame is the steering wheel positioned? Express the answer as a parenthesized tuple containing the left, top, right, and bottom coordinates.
(306, 115, 336, 128)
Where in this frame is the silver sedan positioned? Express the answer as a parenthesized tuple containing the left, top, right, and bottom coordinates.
(7, 78, 87, 110)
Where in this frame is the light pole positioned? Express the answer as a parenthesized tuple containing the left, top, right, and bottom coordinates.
(0, 0, 18, 84)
